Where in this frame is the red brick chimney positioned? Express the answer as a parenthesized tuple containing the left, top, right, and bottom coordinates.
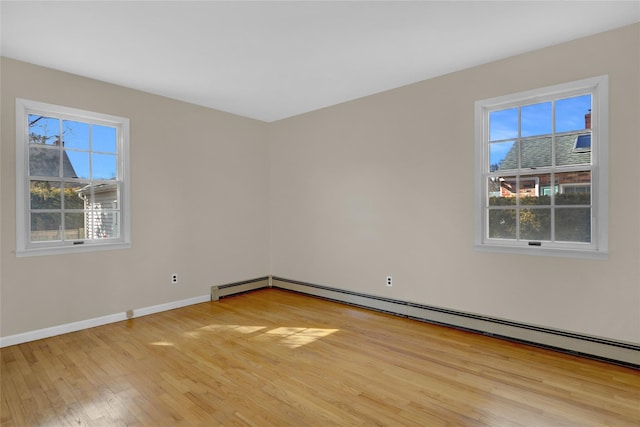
(585, 109, 591, 129)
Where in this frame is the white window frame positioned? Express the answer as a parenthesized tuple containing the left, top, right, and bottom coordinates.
(16, 99, 131, 256)
(474, 76, 608, 259)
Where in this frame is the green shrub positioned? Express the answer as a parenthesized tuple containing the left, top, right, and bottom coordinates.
(488, 195, 590, 242)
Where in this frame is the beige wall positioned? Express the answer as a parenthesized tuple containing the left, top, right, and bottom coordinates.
(2, 24, 639, 345)
(1, 58, 270, 337)
(269, 24, 640, 344)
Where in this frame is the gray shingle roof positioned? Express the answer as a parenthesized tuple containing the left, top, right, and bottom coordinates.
(497, 131, 591, 171)
(29, 145, 78, 178)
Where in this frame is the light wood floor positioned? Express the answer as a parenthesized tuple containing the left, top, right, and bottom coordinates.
(1, 289, 639, 426)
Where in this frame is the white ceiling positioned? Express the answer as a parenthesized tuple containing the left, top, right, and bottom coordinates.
(2, 1, 639, 122)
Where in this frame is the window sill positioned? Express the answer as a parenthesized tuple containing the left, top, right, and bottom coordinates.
(16, 241, 131, 257)
(474, 244, 608, 260)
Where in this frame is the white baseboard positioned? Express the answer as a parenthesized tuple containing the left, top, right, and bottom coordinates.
(132, 294, 210, 318)
(0, 294, 210, 348)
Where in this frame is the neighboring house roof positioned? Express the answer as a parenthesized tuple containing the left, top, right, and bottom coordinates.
(29, 145, 78, 178)
(497, 131, 591, 171)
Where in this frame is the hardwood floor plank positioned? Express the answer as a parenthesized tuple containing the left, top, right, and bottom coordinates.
(2, 288, 639, 426)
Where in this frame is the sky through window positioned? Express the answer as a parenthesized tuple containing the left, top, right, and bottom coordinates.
(489, 95, 591, 167)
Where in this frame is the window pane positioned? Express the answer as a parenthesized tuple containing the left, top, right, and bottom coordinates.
(487, 177, 501, 201)
(93, 125, 117, 153)
(521, 102, 551, 137)
(489, 176, 517, 205)
(520, 137, 551, 168)
(62, 120, 89, 150)
(93, 183, 119, 208)
(30, 181, 61, 209)
(556, 94, 591, 133)
(64, 182, 88, 209)
(520, 208, 550, 241)
(489, 108, 518, 141)
(519, 174, 550, 205)
(82, 183, 120, 239)
(556, 133, 591, 166)
(92, 153, 117, 180)
(556, 171, 591, 205)
(64, 213, 86, 240)
(490, 141, 515, 171)
(574, 134, 591, 151)
(29, 145, 60, 177)
(31, 212, 61, 241)
(28, 115, 60, 145)
(555, 208, 591, 243)
(86, 211, 119, 239)
(488, 209, 516, 239)
(64, 150, 90, 179)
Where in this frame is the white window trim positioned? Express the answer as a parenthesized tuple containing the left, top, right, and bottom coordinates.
(474, 76, 608, 259)
(16, 99, 131, 256)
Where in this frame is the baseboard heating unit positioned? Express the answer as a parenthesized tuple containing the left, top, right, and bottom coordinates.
(211, 276, 639, 369)
(210, 276, 270, 301)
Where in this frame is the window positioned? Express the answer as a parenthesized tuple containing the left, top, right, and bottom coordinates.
(474, 76, 608, 258)
(574, 134, 591, 152)
(16, 99, 130, 256)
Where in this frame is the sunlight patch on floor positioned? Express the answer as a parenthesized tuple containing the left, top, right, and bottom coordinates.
(198, 324, 267, 334)
(194, 324, 339, 348)
(266, 327, 339, 348)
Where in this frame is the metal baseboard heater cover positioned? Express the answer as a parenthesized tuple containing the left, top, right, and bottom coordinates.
(211, 276, 639, 368)
(211, 276, 270, 301)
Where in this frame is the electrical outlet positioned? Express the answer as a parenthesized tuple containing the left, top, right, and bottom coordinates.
(126, 309, 134, 319)
(386, 276, 393, 287)
(171, 273, 178, 284)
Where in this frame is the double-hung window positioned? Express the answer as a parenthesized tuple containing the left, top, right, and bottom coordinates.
(474, 76, 608, 258)
(16, 99, 130, 256)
